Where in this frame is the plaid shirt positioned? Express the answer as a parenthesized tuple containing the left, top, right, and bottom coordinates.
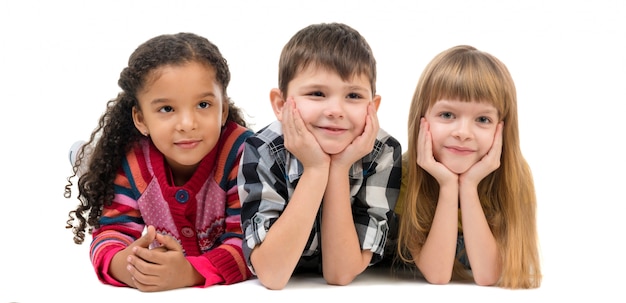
(238, 121, 402, 273)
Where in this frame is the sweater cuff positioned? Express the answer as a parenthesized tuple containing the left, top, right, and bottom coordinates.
(204, 244, 250, 285)
(95, 247, 126, 287)
(186, 256, 223, 287)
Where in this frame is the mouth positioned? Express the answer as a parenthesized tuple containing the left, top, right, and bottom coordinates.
(446, 146, 475, 155)
(317, 125, 347, 133)
(175, 139, 201, 149)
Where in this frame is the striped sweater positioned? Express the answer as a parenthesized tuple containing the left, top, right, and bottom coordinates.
(90, 121, 253, 287)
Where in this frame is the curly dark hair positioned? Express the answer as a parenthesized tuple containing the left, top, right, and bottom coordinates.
(64, 32, 247, 244)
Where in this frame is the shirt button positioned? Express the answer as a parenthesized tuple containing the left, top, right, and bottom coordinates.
(253, 216, 263, 224)
(175, 189, 189, 203)
(181, 227, 195, 238)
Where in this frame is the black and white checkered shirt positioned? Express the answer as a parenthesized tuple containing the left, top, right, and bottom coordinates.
(238, 121, 402, 274)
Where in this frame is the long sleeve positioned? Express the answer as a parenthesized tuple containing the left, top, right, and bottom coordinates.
(238, 122, 296, 272)
(187, 122, 253, 286)
(351, 128, 402, 264)
(89, 123, 254, 287)
(90, 150, 147, 286)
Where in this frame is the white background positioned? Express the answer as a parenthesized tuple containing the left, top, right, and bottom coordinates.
(1, 0, 624, 302)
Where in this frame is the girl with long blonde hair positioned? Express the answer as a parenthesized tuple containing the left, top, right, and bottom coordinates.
(396, 45, 541, 289)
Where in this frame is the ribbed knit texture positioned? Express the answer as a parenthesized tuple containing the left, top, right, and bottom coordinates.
(90, 121, 253, 287)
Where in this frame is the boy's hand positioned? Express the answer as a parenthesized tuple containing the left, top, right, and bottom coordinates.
(331, 102, 379, 168)
(417, 118, 458, 185)
(281, 98, 330, 169)
(126, 226, 199, 291)
(460, 121, 503, 187)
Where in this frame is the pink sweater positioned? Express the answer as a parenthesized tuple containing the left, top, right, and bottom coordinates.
(90, 121, 253, 287)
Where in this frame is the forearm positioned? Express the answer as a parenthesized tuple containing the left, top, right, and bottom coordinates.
(90, 229, 136, 287)
(459, 184, 500, 286)
(251, 167, 328, 290)
(108, 247, 136, 287)
(321, 165, 371, 285)
(416, 182, 459, 284)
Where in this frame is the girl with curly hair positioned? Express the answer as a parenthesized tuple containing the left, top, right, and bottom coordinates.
(64, 32, 253, 292)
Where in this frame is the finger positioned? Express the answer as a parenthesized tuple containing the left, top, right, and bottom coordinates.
(416, 118, 424, 164)
(487, 121, 504, 163)
(128, 250, 158, 277)
(128, 264, 157, 290)
(133, 225, 157, 249)
(363, 103, 379, 144)
(155, 233, 183, 252)
(485, 122, 504, 159)
(417, 118, 432, 165)
(281, 99, 296, 137)
(368, 102, 380, 132)
(493, 121, 504, 150)
(133, 245, 160, 265)
(291, 106, 307, 136)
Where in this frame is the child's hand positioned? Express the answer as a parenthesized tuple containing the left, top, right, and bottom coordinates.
(460, 121, 503, 187)
(281, 98, 330, 169)
(126, 226, 199, 291)
(331, 102, 379, 168)
(417, 118, 458, 185)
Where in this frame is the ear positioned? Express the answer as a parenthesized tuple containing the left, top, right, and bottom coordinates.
(132, 106, 148, 135)
(372, 95, 381, 111)
(221, 99, 230, 126)
(269, 88, 286, 121)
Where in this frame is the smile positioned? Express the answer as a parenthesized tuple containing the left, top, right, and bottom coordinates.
(175, 140, 201, 149)
(446, 146, 475, 155)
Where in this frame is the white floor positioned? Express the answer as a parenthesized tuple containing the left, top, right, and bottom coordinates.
(1, 1, 624, 302)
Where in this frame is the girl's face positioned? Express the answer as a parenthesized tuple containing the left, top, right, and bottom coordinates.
(424, 99, 499, 174)
(279, 65, 379, 154)
(133, 62, 228, 177)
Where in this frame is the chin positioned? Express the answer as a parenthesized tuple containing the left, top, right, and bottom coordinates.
(321, 145, 348, 155)
(443, 163, 472, 175)
(453, 168, 471, 174)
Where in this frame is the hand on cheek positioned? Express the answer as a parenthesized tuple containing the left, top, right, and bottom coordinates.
(460, 121, 504, 186)
(332, 102, 379, 167)
(416, 118, 457, 185)
(282, 98, 329, 169)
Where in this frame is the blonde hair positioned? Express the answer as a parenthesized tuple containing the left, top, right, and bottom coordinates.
(396, 45, 541, 288)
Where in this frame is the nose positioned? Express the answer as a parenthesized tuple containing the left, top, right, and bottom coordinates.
(177, 110, 197, 132)
(452, 119, 472, 140)
(323, 98, 345, 119)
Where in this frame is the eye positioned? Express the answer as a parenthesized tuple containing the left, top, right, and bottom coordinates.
(440, 112, 454, 119)
(347, 92, 363, 99)
(159, 105, 174, 113)
(307, 91, 325, 97)
(198, 101, 210, 109)
(477, 116, 492, 124)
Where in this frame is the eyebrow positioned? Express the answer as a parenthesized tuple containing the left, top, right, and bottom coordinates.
(300, 83, 370, 93)
(148, 92, 217, 106)
(433, 102, 498, 116)
(346, 85, 370, 93)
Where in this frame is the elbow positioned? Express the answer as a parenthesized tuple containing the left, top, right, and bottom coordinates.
(323, 260, 368, 286)
(250, 251, 291, 290)
(473, 272, 500, 287)
(422, 271, 452, 285)
(257, 275, 289, 290)
(324, 272, 358, 286)
(418, 262, 452, 285)
(254, 265, 290, 290)
(425, 277, 452, 285)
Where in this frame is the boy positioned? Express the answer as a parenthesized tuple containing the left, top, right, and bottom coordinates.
(237, 23, 401, 290)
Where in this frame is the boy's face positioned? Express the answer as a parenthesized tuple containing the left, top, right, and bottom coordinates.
(281, 65, 379, 155)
